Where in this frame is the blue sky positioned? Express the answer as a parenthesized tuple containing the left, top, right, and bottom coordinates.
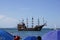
(0, 0, 60, 28)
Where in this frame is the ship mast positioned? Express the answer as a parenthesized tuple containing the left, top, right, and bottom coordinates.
(38, 17, 40, 25)
(22, 18, 24, 24)
(43, 17, 44, 24)
(26, 18, 28, 28)
(32, 17, 34, 28)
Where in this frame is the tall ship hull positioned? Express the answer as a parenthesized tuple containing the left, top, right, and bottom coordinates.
(17, 23, 46, 31)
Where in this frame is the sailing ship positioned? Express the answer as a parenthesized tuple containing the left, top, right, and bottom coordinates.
(17, 17, 47, 31)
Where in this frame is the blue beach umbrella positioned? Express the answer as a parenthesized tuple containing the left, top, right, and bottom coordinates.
(24, 36, 37, 40)
(42, 30, 60, 40)
(0, 30, 14, 40)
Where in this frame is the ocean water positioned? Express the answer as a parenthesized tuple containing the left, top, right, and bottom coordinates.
(0, 28, 53, 40)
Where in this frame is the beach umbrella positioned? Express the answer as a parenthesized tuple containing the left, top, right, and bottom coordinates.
(42, 30, 60, 40)
(0, 30, 14, 40)
(24, 36, 37, 40)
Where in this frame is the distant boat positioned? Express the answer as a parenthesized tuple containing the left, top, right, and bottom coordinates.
(17, 17, 47, 31)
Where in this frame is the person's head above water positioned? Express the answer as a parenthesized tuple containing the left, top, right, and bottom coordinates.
(37, 36, 41, 40)
(14, 36, 21, 40)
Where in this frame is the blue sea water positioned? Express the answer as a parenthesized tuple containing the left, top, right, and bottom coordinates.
(0, 28, 53, 40)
